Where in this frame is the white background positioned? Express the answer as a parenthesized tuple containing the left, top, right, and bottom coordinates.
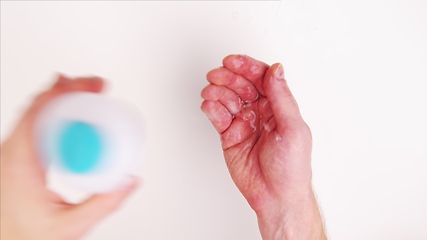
(1, 1, 426, 239)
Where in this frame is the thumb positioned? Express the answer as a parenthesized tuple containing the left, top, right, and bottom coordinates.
(63, 176, 138, 233)
(263, 63, 303, 132)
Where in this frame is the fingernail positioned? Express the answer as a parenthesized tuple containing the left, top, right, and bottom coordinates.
(274, 64, 284, 80)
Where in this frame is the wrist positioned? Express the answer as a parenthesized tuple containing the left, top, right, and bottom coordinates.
(255, 187, 326, 240)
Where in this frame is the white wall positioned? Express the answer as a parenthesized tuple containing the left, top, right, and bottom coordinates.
(1, 1, 426, 239)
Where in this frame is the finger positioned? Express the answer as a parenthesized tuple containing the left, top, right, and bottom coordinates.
(263, 63, 303, 133)
(221, 106, 259, 149)
(13, 74, 105, 139)
(68, 76, 104, 93)
(201, 100, 233, 133)
(4, 74, 105, 176)
(207, 67, 258, 103)
(222, 54, 270, 96)
(257, 97, 276, 132)
(62, 176, 138, 233)
(29, 75, 104, 118)
(201, 85, 243, 115)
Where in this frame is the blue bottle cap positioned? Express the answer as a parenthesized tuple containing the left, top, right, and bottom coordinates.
(58, 121, 104, 174)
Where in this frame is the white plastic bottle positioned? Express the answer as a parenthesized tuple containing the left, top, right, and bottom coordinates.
(35, 92, 144, 194)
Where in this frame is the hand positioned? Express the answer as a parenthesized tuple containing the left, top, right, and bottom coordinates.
(0, 75, 138, 240)
(201, 55, 326, 239)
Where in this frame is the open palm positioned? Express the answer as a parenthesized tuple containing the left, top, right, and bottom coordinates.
(201, 55, 313, 213)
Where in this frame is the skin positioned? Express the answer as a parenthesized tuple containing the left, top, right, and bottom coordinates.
(0, 75, 138, 240)
(1, 55, 325, 239)
(201, 55, 327, 240)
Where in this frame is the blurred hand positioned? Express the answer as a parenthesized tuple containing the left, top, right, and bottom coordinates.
(0, 75, 138, 240)
(201, 55, 326, 240)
